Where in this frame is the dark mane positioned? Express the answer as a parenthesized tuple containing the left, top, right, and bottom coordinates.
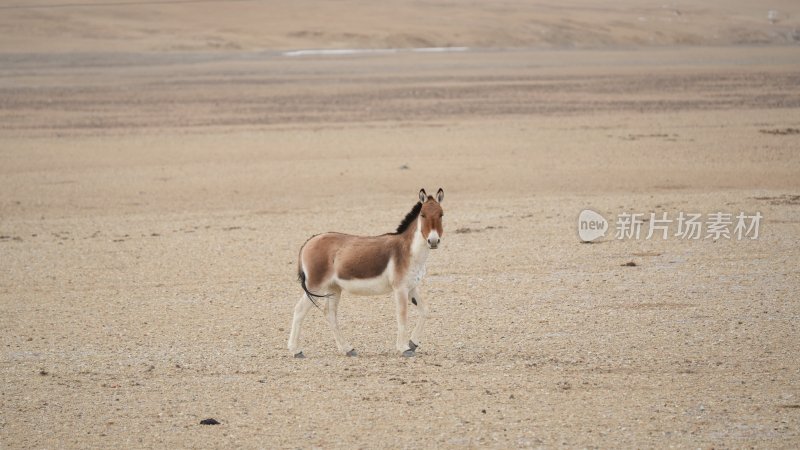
(393, 202, 422, 234)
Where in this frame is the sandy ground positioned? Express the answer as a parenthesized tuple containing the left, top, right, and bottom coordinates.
(2, 2, 800, 448)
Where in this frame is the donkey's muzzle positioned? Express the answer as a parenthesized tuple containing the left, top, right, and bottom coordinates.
(427, 231, 440, 249)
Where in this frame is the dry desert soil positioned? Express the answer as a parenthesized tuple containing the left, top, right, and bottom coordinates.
(1, 1, 800, 448)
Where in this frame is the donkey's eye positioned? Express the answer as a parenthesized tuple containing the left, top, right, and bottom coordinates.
(420, 214, 426, 218)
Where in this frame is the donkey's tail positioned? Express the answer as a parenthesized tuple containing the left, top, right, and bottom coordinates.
(298, 270, 330, 309)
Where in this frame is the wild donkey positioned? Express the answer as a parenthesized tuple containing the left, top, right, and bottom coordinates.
(288, 188, 444, 357)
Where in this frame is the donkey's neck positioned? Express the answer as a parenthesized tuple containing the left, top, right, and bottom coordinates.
(407, 217, 430, 262)
(390, 215, 430, 288)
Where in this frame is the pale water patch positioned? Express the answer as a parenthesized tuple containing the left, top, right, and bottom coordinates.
(283, 47, 469, 57)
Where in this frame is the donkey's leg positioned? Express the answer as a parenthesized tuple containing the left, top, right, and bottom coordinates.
(393, 289, 414, 356)
(288, 294, 315, 357)
(409, 287, 429, 351)
(325, 292, 356, 356)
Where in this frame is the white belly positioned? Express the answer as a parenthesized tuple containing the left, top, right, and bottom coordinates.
(334, 260, 394, 296)
(336, 276, 393, 296)
(332, 252, 428, 296)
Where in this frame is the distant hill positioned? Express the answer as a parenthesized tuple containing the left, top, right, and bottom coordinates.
(0, 0, 798, 53)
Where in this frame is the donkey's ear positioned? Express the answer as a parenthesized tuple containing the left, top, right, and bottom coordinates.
(419, 189, 427, 203)
(436, 188, 444, 203)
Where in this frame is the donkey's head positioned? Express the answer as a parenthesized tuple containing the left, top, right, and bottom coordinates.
(418, 188, 445, 249)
